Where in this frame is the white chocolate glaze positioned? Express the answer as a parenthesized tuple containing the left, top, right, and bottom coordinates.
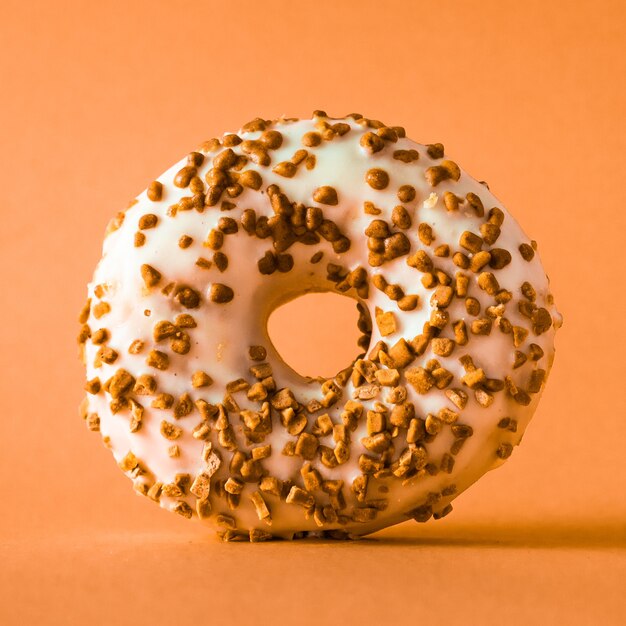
(79, 113, 561, 539)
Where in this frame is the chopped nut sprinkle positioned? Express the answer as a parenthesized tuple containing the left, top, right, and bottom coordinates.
(302, 131, 322, 147)
(146, 350, 169, 370)
(393, 149, 419, 163)
(147, 181, 163, 201)
(519, 243, 535, 261)
(532, 308, 553, 335)
(174, 393, 194, 418)
(418, 223, 434, 245)
(138, 214, 158, 230)
(250, 491, 271, 522)
(312, 186, 339, 205)
(366, 168, 390, 190)
(427, 143, 444, 159)
(192, 371, 213, 388)
(459, 231, 483, 253)
(425, 160, 460, 186)
(84, 378, 101, 394)
(406, 367, 434, 394)
(174, 165, 197, 188)
(273, 161, 297, 178)
(140, 264, 161, 288)
(295, 433, 319, 460)
(91, 328, 108, 344)
(173, 285, 201, 309)
(95, 345, 118, 366)
(431, 285, 454, 308)
(498, 417, 518, 432)
(489, 248, 512, 269)
(528, 369, 546, 393)
(461, 368, 486, 389)
(497, 443, 513, 459)
(107, 369, 135, 399)
(360, 132, 385, 153)
(470, 251, 491, 273)
(397, 185, 416, 203)
(528, 343, 544, 361)
(261, 130, 283, 149)
(246, 347, 267, 366)
(118, 451, 138, 472)
(407, 250, 433, 273)
(92, 302, 111, 319)
(152, 393, 174, 409)
(160, 420, 182, 440)
(375, 309, 397, 336)
(432, 338, 455, 357)
(286, 486, 314, 508)
(210, 283, 234, 303)
(239, 169, 263, 190)
(477, 272, 499, 295)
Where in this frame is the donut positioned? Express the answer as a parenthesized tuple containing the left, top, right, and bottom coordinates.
(78, 111, 562, 541)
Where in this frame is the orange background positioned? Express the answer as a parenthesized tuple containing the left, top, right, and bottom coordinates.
(1, 0, 624, 624)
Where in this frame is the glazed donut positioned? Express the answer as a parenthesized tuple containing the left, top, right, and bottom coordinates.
(78, 112, 561, 540)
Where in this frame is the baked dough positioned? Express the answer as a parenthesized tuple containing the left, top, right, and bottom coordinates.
(78, 112, 561, 540)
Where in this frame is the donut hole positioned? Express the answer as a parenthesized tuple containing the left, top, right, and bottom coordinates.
(267, 292, 370, 378)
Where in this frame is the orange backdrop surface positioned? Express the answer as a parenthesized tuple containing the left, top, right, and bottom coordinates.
(1, 1, 625, 624)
